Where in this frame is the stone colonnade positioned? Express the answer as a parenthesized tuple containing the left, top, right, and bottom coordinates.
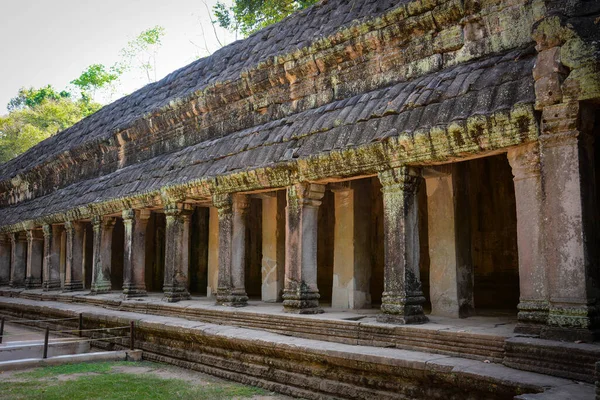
(0, 144, 596, 340)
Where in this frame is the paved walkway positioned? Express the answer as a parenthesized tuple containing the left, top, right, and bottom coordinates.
(8, 288, 518, 338)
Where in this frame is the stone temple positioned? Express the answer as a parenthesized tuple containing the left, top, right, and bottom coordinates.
(1, 0, 600, 398)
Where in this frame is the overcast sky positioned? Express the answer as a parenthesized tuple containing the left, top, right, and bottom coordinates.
(0, 0, 235, 113)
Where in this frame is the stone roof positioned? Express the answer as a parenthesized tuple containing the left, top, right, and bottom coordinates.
(0, 47, 536, 226)
(0, 0, 400, 182)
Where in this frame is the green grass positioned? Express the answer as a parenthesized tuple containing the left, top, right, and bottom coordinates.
(0, 361, 268, 400)
(14, 361, 132, 378)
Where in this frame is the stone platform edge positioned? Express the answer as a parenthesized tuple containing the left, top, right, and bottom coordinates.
(0, 296, 594, 400)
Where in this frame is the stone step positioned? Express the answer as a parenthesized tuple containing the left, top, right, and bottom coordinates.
(0, 296, 592, 400)
(504, 337, 600, 383)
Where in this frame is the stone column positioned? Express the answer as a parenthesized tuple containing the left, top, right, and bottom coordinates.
(90, 216, 116, 294)
(331, 181, 372, 309)
(377, 167, 427, 324)
(207, 207, 219, 297)
(539, 102, 599, 341)
(283, 183, 326, 314)
(0, 235, 11, 286)
(163, 203, 193, 302)
(25, 230, 44, 289)
(507, 144, 549, 334)
(43, 225, 62, 291)
(64, 221, 84, 291)
(214, 193, 249, 307)
(261, 192, 285, 302)
(423, 165, 474, 319)
(122, 209, 150, 298)
(10, 232, 27, 288)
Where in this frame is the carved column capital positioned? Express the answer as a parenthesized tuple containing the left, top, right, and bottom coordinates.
(26, 230, 43, 242)
(164, 202, 193, 217)
(289, 183, 325, 208)
(42, 224, 52, 238)
(122, 209, 151, 222)
(64, 221, 84, 233)
(328, 181, 352, 193)
(232, 194, 250, 215)
(212, 193, 233, 216)
(12, 232, 27, 243)
(378, 166, 421, 194)
(507, 143, 541, 181)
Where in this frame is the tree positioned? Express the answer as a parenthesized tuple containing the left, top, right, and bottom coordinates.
(120, 26, 166, 83)
(7, 85, 71, 112)
(0, 90, 101, 164)
(71, 64, 122, 100)
(213, 0, 318, 37)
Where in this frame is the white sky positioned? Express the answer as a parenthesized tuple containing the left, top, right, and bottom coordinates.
(0, 0, 236, 113)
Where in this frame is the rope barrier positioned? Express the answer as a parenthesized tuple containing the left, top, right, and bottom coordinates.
(0, 325, 130, 338)
(4, 316, 80, 324)
(52, 326, 131, 334)
(47, 335, 131, 345)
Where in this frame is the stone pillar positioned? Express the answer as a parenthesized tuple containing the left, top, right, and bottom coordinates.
(214, 193, 249, 307)
(539, 102, 599, 341)
(261, 192, 285, 302)
(25, 230, 44, 289)
(377, 167, 427, 324)
(64, 221, 84, 291)
(10, 232, 27, 288)
(207, 207, 219, 297)
(423, 165, 474, 319)
(331, 182, 372, 309)
(43, 225, 62, 291)
(163, 203, 193, 302)
(507, 144, 549, 334)
(283, 183, 326, 314)
(122, 209, 150, 298)
(90, 216, 116, 294)
(0, 235, 11, 286)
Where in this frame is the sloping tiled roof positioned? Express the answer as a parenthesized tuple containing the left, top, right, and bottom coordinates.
(0, 47, 536, 226)
(0, 0, 400, 182)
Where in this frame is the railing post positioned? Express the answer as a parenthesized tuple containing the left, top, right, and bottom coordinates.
(78, 313, 83, 337)
(0, 317, 4, 344)
(43, 326, 49, 359)
(130, 321, 135, 350)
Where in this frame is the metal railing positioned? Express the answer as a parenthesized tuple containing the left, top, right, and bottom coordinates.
(0, 315, 135, 359)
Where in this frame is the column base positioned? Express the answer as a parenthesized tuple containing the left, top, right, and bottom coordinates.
(216, 287, 248, 307)
(377, 292, 428, 325)
(43, 279, 62, 291)
(282, 289, 323, 314)
(24, 277, 42, 289)
(122, 284, 147, 299)
(162, 286, 191, 303)
(62, 281, 84, 292)
(9, 280, 25, 288)
(540, 304, 599, 342)
(90, 280, 112, 295)
(515, 300, 549, 335)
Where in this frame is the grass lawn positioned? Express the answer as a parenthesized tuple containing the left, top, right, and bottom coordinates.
(0, 361, 287, 400)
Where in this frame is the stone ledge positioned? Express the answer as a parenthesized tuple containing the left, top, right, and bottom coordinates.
(0, 297, 593, 400)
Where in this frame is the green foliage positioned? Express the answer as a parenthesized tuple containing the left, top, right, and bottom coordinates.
(71, 64, 121, 95)
(0, 94, 101, 164)
(0, 361, 268, 400)
(214, 0, 318, 36)
(7, 85, 71, 112)
(120, 26, 166, 83)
